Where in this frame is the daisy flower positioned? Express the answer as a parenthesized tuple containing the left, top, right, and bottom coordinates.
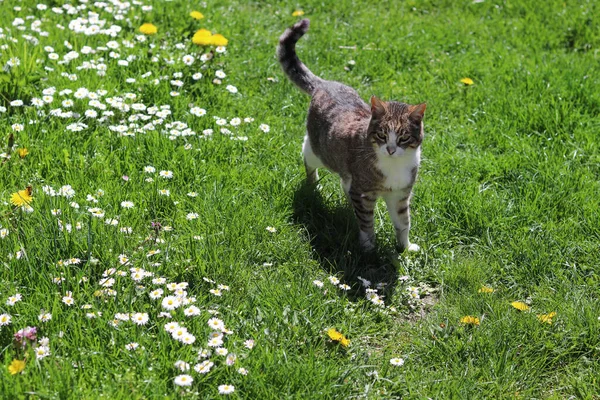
(125, 342, 139, 350)
(173, 375, 193, 387)
(215, 347, 228, 356)
(218, 385, 235, 395)
(207, 336, 224, 347)
(0, 313, 11, 326)
(207, 318, 225, 331)
(162, 296, 181, 310)
(390, 357, 405, 367)
(194, 360, 213, 374)
(184, 306, 201, 316)
(38, 313, 52, 322)
(131, 313, 149, 326)
(174, 360, 190, 372)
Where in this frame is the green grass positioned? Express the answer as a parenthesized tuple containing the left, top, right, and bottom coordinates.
(1, 0, 600, 398)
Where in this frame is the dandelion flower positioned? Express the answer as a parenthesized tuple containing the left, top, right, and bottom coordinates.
(292, 10, 305, 17)
(190, 11, 204, 20)
(17, 148, 29, 159)
(8, 359, 25, 375)
(139, 23, 157, 35)
(460, 77, 474, 86)
(511, 301, 529, 311)
(460, 315, 480, 326)
(537, 312, 556, 324)
(211, 34, 228, 47)
(10, 187, 33, 207)
(192, 29, 213, 46)
(478, 286, 494, 293)
(327, 328, 350, 346)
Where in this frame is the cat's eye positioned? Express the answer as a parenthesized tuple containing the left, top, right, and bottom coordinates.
(376, 132, 387, 140)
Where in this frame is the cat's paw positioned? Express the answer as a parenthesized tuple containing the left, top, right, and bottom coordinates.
(407, 243, 420, 252)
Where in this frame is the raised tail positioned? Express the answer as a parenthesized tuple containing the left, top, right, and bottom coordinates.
(277, 19, 322, 95)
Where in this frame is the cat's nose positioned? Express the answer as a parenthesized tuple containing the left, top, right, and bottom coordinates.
(386, 146, 396, 155)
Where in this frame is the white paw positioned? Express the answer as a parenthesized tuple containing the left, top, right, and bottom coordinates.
(407, 243, 420, 252)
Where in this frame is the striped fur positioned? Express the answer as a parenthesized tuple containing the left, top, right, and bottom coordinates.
(277, 19, 323, 95)
(278, 19, 426, 252)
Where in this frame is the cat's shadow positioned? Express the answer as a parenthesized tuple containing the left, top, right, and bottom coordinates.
(291, 179, 400, 302)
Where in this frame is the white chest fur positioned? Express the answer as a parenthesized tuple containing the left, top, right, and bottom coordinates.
(375, 147, 421, 190)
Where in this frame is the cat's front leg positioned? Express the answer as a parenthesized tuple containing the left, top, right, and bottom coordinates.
(349, 188, 377, 251)
(384, 192, 419, 252)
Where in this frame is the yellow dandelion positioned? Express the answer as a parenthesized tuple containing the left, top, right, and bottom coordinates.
(537, 312, 556, 324)
(292, 10, 305, 17)
(460, 315, 480, 326)
(17, 148, 29, 159)
(478, 286, 494, 293)
(327, 328, 343, 341)
(211, 34, 228, 47)
(10, 186, 33, 207)
(340, 337, 350, 347)
(8, 359, 26, 375)
(190, 11, 204, 20)
(192, 29, 213, 46)
(511, 301, 529, 311)
(139, 23, 158, 35)
(460, 77, 474, 86)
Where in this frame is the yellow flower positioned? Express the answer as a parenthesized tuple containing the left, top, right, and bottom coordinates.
(292, 10, 305, 17)
(511, 301, 529, 311)
(192, 29, 213, 46)
(460, 77, 474, 86)
(211, 34, 228, 46)
(10, 187, 33, 207)
(478, 286, 494, 293)
(537, 312, 556, 324)
(17, 148, 29, 159)
(190, 11, 204, 20)
(460, 316, 480, 326)
(327, 328, 343, 341)
(8, 359, 26, 375)
(139, 23, 158, 35)
(327, 328, 350, 347)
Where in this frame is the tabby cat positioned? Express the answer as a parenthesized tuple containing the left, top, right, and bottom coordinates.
(278, 19, 426, 252)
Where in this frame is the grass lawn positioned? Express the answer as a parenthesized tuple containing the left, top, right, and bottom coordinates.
(1, 0, 599, 398)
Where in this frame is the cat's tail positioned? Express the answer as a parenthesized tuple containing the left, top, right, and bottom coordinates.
(277, 19, 323, 96)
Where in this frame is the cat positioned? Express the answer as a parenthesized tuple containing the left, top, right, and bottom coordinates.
(278, 19, 426, 252)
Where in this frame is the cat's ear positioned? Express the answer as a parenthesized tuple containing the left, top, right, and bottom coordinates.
(370, 96, 386, 120)
(409, 103, 426, 124)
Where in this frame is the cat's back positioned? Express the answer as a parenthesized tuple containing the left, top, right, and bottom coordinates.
(307, 81, 370, 141)
(310, 81, 369, 117)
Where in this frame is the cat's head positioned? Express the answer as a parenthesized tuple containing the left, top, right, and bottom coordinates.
(368, 96, 426, 158)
